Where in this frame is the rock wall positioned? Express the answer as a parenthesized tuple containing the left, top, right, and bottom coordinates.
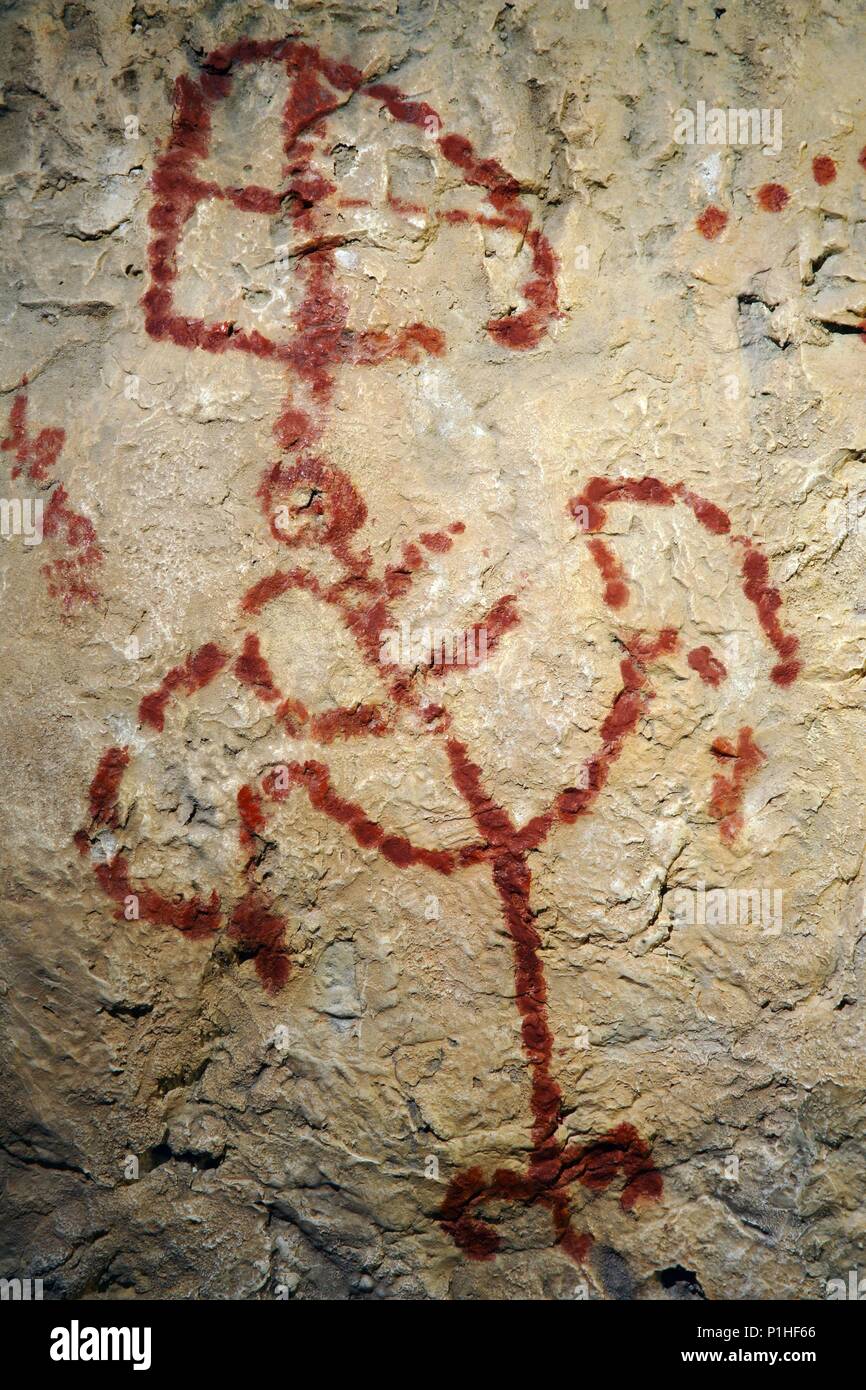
(1, 0, 864, 1300)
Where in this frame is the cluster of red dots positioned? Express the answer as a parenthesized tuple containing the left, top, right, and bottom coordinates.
(695, 144, 866, 241)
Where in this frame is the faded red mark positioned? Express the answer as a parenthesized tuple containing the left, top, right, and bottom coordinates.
(419, 530, 454, 553)
(696, 205, 728, 240)
(688, 645, 727, 687)
(309, 703, 392, 742)
(87, 746, 130, 826)
(859, 146, 866, 174)
(756, 182, 789, 212)
(1, 389, 103, 611)
(811, 155, 836, 186)
(709, 727, 765, 843)
(237, 783, 266, 849)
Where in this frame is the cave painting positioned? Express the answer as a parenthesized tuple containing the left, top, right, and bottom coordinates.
(77, 38, 802, 1267)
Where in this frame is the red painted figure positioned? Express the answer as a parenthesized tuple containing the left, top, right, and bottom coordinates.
(77, 38, 802, 1267)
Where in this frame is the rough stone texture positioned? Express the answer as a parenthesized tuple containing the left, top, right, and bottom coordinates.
(0, 0, 864, 1301)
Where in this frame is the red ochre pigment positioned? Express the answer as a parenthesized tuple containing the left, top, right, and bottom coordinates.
(756, 182, 790, 212)
(688, 645, 727, 687)
(812, 155, 837, 186)
(139, 642, 227, 731)
(141, 35, 561, 520)
(79, 38, 805, 1269)
(696, 204, 728, 240)
(709, 726, 765, 843)
(569, 475, 801, 686)
(79, 465, 800, 1262)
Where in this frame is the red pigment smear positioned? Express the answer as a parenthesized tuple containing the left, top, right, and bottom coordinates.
(687, 645, 727, 687)
(1, 390, 103, 611)
(94, 855, 221, 939)
(438, 1120, 662, 1259)
(106, 860, 218, 935)
(240, 566, 323, 616)
(275, 696, 309, 736)
(859, 146, 866, 173)
(429, 593, 520, 676)
(739, 546, 801, 684)
(139, 642, 227, 730)
(562, 1123, 664, 1210)
(419, 530, 453, 553)
(86, 746, 130, 827)
(1, 391, 65, 481)
(228, 889, 290, 993)
(569, 476, 799, 685)
(309, 703, 392, 742)
(696, 205, 728, 240)
(257, 457, 367, 569)
(709, 726, 765, 843)
(812, 155, 836, 186)
(237, 783, 266, 851)
(756, 182, 789, 212)
(388, 193, 427, 217)
(234, 633, 282, 702)
(673, 483, 730, 536)
(587, 537, 629, 609)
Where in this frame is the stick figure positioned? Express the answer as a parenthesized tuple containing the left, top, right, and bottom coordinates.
(78, 37, 801, 1266)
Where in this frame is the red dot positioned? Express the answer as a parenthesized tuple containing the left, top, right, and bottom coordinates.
(696, 205, 729, 240)
(757, 182, 790, 212)
(858, 146, 866, 173)
(858, 320, 866, 345)
(812, 155, 836, 186)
